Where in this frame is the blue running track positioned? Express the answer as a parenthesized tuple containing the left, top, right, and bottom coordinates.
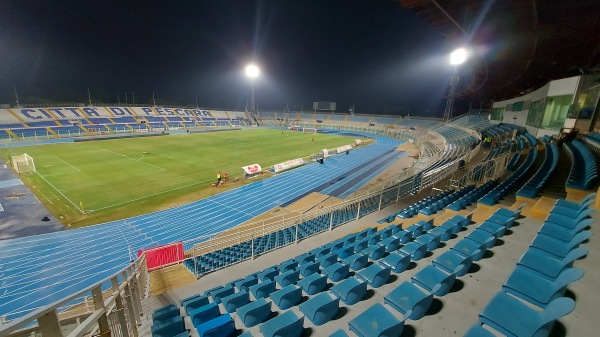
(0, 131, 403, 320)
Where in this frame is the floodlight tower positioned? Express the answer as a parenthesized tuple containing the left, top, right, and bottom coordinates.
(245, 64, 260, 114)
(444, 48, 468, 123)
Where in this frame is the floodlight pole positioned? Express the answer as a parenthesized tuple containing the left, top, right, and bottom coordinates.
(444, 65, 460, 123)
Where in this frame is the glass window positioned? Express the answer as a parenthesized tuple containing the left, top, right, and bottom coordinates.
(526, 99, 545, 127)
(540, 94, 573, 130)
(490, 107, 504, 121)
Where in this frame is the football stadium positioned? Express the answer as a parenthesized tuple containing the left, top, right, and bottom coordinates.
(1, 1, 599, 337)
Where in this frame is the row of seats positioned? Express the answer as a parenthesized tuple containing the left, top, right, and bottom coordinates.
(515, 142, 559, 198)
(565, 139, 598, 190)
(380, 190, 454, 221)
(447, 180, 498, 211)
(465, 194, 593, 337)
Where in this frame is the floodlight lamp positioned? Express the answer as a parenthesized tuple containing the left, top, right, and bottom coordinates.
(449, 48, 468, 65)
(245, 64, 260, 78)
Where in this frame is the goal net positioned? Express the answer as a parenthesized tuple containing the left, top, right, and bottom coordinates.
(11, 153, 36, 174)
(302, 127, 317, 134)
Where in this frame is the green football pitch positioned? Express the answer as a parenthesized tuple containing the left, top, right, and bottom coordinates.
(0, 129, 358, 227)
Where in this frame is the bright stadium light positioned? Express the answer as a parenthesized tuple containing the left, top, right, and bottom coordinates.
(449, 48, 468, 65)
(245, 64, 260, 78)
(245, 64, 260, 114)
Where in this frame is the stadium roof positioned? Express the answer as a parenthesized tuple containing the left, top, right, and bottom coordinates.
(399, 0, 600, 104)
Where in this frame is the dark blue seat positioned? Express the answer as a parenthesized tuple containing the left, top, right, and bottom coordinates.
(323, 262, 350, 282)
(275, 269, 300, 287)
(221, 290, 250, 313)
(151, 316, 185, 337)
(189, 302, 221, 327)
(259, 267, 279, 282)
(316, 253, 338, 268)
(249, 279, 277, 299)
(235, 276, 258, 292)
(209, 285, 234, 304)
(363, 244, 386, 260)
(299, 292, 340, 326)
(297, 272, 327, 295)
(299, 261, 321, 277)
(195, 314, 235, 337)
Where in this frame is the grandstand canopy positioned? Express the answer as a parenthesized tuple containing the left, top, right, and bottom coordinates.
(399, 0, 600, 103)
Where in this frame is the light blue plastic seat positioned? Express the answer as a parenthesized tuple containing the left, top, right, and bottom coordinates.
(316, 253, 338, 268)
(180, 294, 207, 311)
(432, 250, 472, 277)
(379, 251, 411, 273)
(329, 329, 349, 337)
(335, 245, 356, 259)
(153, 305, 181, 323)
(363, 244, 386, 260)
(209, 285, 235, 304)
(440, 219, 462, 234)
(298, 260, 320, 277)
(330, 277, 367, 305)
(153, 304, 177, 318)
(195, 314, 235, 337)
(538, 218, 592, 241)
(221, 290, 250, 313)
(275, 269, 300, 287)
(249, 279, 277, 299)
(415, 233, 441, 251)
(342, 252, 369, 271)
(310, 246, 331, 258)
(380, 236, 401, 252)
(278, 259, 298, 272)
(236, 297, 272, 328)
(323, 262, 350, 282)
(477, 221, 506, 239)
(429, 225, 453, 241)
(299, 292, 340, 326)
(270, 285, 302, 310)
(530, 231, 592, 259)
(384, 281, 436, 320)
(502, 266, 584, 308)
(189, 302, 221, 327)
(297, 272, 327, 295)
(259, 267, 279, 282)
(235, 276, 258, 292)
(295, 252, 316, 265)
(479, 292, 575, 337)
(259, 310, 304, 337)
(463, 325, 497, 337)
(466, 229, 497, 250)
(487, 214, 515, 229)
(152, 316, 185, 337)
(405, 223, 424, 237)
(555, 193, 595, 209)
(551, 199, 594, 218)
(367, 233, 382, 245)
(357, 264, 391, 288)
(399, 241, 428, 261)
(517, 247, 588, 280)
(353, 239, 370, 253)
(392, 229, 412, 243)
(411, 265, 456, 296)
(545, 208, 593, 229)
(348, 303, 405, 337)
(452, 239, 486, 261)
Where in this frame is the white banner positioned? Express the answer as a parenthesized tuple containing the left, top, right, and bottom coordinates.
(355, 139, 362, 145)
(337, 144, 353, 153)
(273, 158, 304, 173)
(322, 149, 330, 158)
(242, 164, 262, 175)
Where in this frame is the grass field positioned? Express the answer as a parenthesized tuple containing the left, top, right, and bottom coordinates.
(0, 129, 359, 227)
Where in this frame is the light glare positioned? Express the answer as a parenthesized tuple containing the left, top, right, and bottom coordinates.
(450, 48, 468, 65)
(245, 64, 260, 78)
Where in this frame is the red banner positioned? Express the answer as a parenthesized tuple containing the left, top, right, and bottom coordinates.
(138, 242, 185, 270)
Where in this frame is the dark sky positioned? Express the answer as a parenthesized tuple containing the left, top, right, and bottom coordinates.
(0, 0, 465, 116)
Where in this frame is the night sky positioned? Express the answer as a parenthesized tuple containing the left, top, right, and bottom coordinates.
(0, 0, 466, 116)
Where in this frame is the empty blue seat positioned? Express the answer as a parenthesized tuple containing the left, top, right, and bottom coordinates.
(153, 305, 181, 323)
(270, 285, 302, 310)
(330, 277, 367, 305)
(530, 231, 591, 259)
(335, 245, 356, 259)
(259, 267, 279, 282)
(189, 302, 221, 327)
(479, 292, 575, 337)
(432, 250, 472, 277)
(348, 303, 405, 337)
(278, 259, 298, 272)
(299, 292, 340, 326)
(466, 229, 497, 250)
(452, 239, 486, 261)
(463, 325, 496, 337)
(180, 294, 206, 309)
(545, 208, 593, 229)
(152, 316, 185, 337)
(392, 230, 412, 243)
(367, 233, 382, 245)
(379, 251, 411, 273)
(502, 266, 584, 308)
(357, 264, 391, 288)
(363, 244, 386, 260)
(221, 290, 250, 313)
(329, 329, 349, 337)
(517, 247, 588, 280)
(353, 239, 370, 253)
(342, 253, 369, 271)
(477, 221, 506, 238)
(411, 265, 456, 296)
(299, 261, 321, 277)
(310, 246, 331, 258)
(555, 193, 595, 209)
(399, 241, 428, 261)
(249, 279, 277, 299)
(259, 310, 304, 337)
(153, 304, 177, 317)
(323, 262, 350, 282)
(209, 285, 234, 304)
(429, 225, 453, 241)
(316, 253, 338, 268)
(384, 281, 435, 320)
(405, 223, 424, 237)
(195, 314, 235, 337)
(235, 276, 258, 292)
(380, 236, 400, 252)
(538, 218, 592, 241)
(275, 269, 300, 287)
(415, 233, 441, 251)
(182, 296, 210, 315)
(236, 297, 272, 327)
(295, 252, 316, 265)
(297, 272, 327, 295)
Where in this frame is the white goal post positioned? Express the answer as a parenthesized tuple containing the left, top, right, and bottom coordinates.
(11, 153, 36, 174)
(302, 127, 317, 134)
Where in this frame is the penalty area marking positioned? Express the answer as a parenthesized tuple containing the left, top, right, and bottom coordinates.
(54, 156, 81, 172)
(97, 147, 167, 171)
